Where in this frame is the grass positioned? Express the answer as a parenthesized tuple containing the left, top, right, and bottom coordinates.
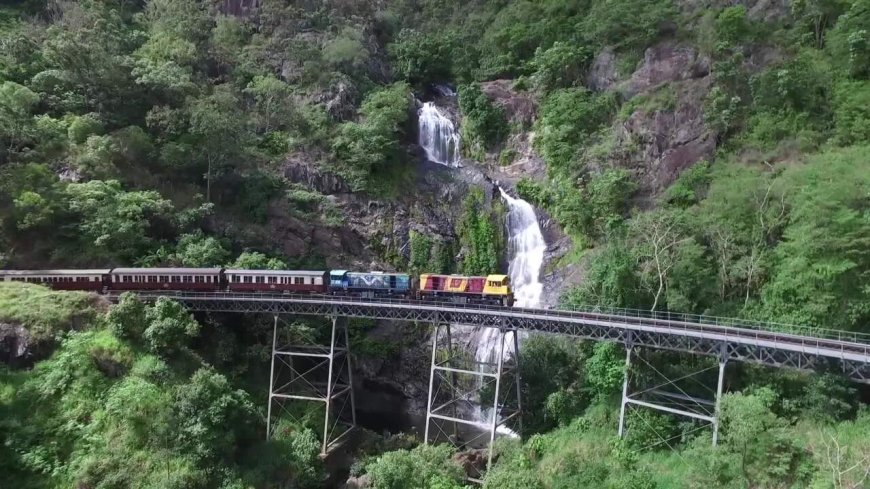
(0, 282, 106, 341)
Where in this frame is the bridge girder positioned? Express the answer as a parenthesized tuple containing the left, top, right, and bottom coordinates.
(122, 293, 870, 383)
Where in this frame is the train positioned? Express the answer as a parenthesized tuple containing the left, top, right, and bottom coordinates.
(0, 268, 515, 307)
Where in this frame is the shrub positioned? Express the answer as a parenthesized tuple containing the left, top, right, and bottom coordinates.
(143, 297, 200, 354)
(457, 83, 508, 152)
(530, 41, 592, 92)
(833, 80, 870, 144)
(332, 82, 411, 190)
(582, 0, 677, 51)
(534, 88, 616, 173)
(388, 29, 454, 86)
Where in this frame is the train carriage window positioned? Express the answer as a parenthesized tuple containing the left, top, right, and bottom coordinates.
(268, 276, 277, 284)
(450, 278, 462, 287)
(243, 276, 252, 283)
(148, 276, 157, 283)
(255, 276, 264, 284)
(123, 276, 130, 283)
(232, 275, 239, 283)
(294, 277, 303, 285)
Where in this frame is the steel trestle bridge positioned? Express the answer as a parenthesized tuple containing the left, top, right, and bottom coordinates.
(122, 291, 870, 476)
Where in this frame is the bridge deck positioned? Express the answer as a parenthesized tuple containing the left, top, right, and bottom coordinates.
(123, 292, 870, 383)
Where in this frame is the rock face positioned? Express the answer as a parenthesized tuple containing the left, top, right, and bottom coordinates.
(477, 80, 547, 181)
(620, 43, 710, 98)
(0, 323, 33, 368)
(618, 77, 717, 196)
(588, 46, 619, 91)
(480, 79, 537, 128)
(353, 320, 432, 422)
(220, 0, 259, 16)
(606, 42, 717, 197)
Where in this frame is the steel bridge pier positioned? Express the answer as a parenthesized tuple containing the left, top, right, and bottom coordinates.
(618, 336, 729, 448)
(266, 315, 357, 455)
(424, 321, 523, 482)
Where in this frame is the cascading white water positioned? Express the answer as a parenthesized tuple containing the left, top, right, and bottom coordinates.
(474, 188, 546, 364)
(498, 187, 546, 308)
(418, 102, 461, 167)
(471, 187, 546, 435)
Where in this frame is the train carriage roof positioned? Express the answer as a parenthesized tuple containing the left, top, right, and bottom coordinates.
(111, 268, 222, 274)
(224, 269, 327, 276)
(0, 269, 111, 275)
(347, 271, 410, 276)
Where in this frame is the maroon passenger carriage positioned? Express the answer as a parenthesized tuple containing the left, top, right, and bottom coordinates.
(224, 269, 328, 293)
(109, 268, 222, 291)
(0, 269, 109, 291)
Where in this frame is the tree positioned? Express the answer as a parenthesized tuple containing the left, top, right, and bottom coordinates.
(143, 297, 200, 354)
(629, 209, 693, 311)
(791, 0, 850, 49)
(0, 81, 39, 156)
(107, 292, 148, 341)
(388, 29, 454, 86)
(172, 367, 256, 462)
(719, 389, 810, 487)
(188, 86, 250, 201)
(244, 75, 296, 133)
(229, 251, 288, 270)
(65, 180, 173, 261)
(533, 88, 616, 173)
(530, 42, 592, 92)
(172, 232, 230, 267)
(364, 444, 465, 489)
(457, 83, 508, 151)
(756, 147, 870, 331)
(332, 82, 411, 190)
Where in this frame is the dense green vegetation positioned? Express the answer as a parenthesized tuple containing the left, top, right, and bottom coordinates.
(0, 289, 324, 488)
(1, 0, 869, 488)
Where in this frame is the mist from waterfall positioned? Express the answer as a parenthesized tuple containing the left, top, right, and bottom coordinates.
(418, 102, 461, 167)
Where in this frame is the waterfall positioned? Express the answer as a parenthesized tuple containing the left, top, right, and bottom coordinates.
(474, 188, 546, 365)
(418, 102, 461, 167)
(498, 187, 546, 308)
(471, 187, 546, 435)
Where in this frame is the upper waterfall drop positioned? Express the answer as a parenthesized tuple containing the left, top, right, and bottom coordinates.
(498, 187, 546, 308)
(418, 102, 461, 167)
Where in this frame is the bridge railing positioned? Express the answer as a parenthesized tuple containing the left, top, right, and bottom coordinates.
(130, 291, 870, 350)
(547, 304, 870, 346)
